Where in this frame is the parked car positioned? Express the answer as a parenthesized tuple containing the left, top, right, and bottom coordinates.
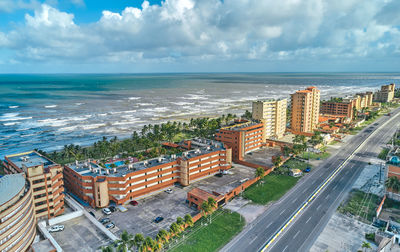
(215, 173, 223, 177)
(109, 206, 117, 212)
(105, 222, 115, 229)
(154, 216, 164, 223)
(304, 167, 311, 173)
(100, 218, 110, 224)
(48, 225, 64, 233)
(89, 211, 95, 218)
(164, 189, 173, 194)
(102, 208, 112, 215)
(130, 200, 138, 206)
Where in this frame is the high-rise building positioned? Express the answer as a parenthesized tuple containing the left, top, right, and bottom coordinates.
(3, 151, 64, 219)
(252, 99, 287, 139)
(0, 174, 36, 252)
(215, 120, 264, 162)
(374, 83, 395, 103)
(290, 86, 320, 133)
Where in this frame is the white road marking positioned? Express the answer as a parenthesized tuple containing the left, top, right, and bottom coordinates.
(316, 204, 321, 211)
(325, 194, 330, 200)
(302, 187, 308, 193)
(266, 222, 273, 229)
(306, 216, 312, 224)
(279, 209, 286, 216)
(249, 236, 258, 244)
(283, 245, 289, 252)
(333, 184, 338, 190)
(294, 230, 300, 239)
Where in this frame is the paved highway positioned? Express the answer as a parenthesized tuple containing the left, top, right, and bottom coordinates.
(221, 108, 400, 252)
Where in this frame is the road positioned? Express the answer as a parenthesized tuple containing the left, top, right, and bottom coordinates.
(221, 108, 400, 252)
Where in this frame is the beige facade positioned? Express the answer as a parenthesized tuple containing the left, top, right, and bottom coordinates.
(374, 83, 395, 103)
(0, 174, 36, 252)
(252, 99, 287, 139)
(290, 87, 320, 133)
(4, 151, 64, 219)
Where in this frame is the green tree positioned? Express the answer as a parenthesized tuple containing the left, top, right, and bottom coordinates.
(115, 230, 133, 252)
(385, 176, 400, 192)
(255, 167, 265, 179)
(101, 245, 114, 252)
(176, 217, 185, 230)
(170, 222, 180, 236)
(184, 214, 193, 227)
(361, 241, 371, 252)
(273, 156, 282, 168)
(133, 233, 144, 249)
(242, 110, 252, 120)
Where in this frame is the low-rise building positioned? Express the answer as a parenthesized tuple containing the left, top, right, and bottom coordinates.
(320, 100, 354, 120)
(0, 174, 36, 252)
(375, 83, 395, 103)
(215, 120, 264, 162)
(3, 151, 64, 219)
(64, 138, 232, 208)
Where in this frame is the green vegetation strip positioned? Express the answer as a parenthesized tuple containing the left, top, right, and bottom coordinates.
(378, 148, 389, 160)
(299, 151, 330, 160)
(168, 210, 245, 252)
(338, 189, 380, 222)
(243, 174, 300, 205)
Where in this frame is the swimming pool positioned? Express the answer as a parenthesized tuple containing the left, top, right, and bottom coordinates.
(105, 160, 125, 168)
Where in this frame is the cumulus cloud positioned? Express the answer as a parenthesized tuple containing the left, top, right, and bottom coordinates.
(1, 0, 400, 71)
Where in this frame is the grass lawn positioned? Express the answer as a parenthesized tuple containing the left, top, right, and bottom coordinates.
(299, 151, 330, 160)
(243, 174, 300, 205)
(378, 148, 389, 160)
(172, 132, 194, 142)
(168, 210, 245, 252)
(329, 140, 340, 145)
(337, 189, 380, 222)
(283, 158, 310, 171)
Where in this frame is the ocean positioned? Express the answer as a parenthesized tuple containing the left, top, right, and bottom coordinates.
(1, 73, 399, 158)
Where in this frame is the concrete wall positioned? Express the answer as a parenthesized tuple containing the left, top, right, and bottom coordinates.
(48, 210, 83, 226)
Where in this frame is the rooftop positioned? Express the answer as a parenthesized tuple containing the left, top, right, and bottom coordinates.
(68, 138, 226, 178)
(220, 121, 262, 131)
(0, 174, 26, 206)
(5, 151, 57, 170)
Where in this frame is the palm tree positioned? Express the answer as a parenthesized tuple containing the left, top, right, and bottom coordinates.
(361, 241, 371, 252)
(385, 176, 400, 193)
(176, 217, 185, 230)
(207, 197, 217, 223)
(169, 222, 180, 236)
(142, 237, 155, 252)
(273, 156, 282, 168)
(133, 233, 144, 250)
(184, 214, 193, 227)
(115, 230, 133, 252)
(201, 201, 211, 219)
(101, 245, 114, 252)
(156, 229, 169, 245)
(255, 167, 265, 184)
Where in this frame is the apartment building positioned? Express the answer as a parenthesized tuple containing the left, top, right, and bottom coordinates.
(252, 99, 287, 139)
(0, 174, 36, 252)
(64, 139, 232, 208)
(320, 100, 354, 120)
(374, 83, 395, 103)
(215, 120, 264, 162)
(290, 86, 320, 133)
(3, 151, 64, 219)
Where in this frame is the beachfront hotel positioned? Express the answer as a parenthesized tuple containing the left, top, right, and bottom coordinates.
(290, 87, 320, 133)
(0, 174, 36, 252)
(3, 151, 64, 219)
(374, 83, 395, 103)
(215, 120, 264, 162)
(320, 100, 354, 121)
(64, 138, 232, 208)
(252, 99, 288, 139)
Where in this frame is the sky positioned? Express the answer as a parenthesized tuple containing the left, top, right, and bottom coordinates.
(0, 0, 399, 73)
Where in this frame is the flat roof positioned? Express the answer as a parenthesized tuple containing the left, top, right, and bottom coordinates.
(220, 121, 262, 132)
(31, 239, 56, 252)
(0, 174, 26, 206)
(5, 151, 57, 169)
(68, 138, 226, 178)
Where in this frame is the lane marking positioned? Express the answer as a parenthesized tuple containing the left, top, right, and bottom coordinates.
(306, 216, 312, 224)
(279, 209, 286, 216)
(316, 204, 321, 211)
(294, 230, 300, 239)
(333, 184, 338, 190)
(302, 187, 308, 193)
(282, 245, 288, 252)
(325, 194, 330, 200)
(250, 236, 258, 244)
(266, 222, 273, 229)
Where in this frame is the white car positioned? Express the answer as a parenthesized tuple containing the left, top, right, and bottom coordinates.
(48, 225, 64, 232)
(102, 208, 112, 215)
(165, 188, 173, 194)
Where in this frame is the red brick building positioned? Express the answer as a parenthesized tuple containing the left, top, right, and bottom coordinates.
(64, 139, 232, 208)
(215, 120, 264, 162)
(320, 101, 354, 120)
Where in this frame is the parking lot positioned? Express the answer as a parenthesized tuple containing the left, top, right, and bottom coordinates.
(244, 146, 283, 167)
(50, 215, 111, 252)
(91, 164, 256, 239)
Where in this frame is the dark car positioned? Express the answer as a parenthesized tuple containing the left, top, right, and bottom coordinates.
(89, 211, 95, 218)
(105, 222, 115, 229)
(215, 173, 223, 177)
(109, 206, 117, 212)
(154, 216, 164, 223)
(130, 200, 138, 206)
(304, 167, 311, 173)
(100, 218, 110, 224)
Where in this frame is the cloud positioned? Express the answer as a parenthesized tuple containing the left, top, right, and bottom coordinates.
(1, 0, 400, 71)
(0, 0, 39, 13)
